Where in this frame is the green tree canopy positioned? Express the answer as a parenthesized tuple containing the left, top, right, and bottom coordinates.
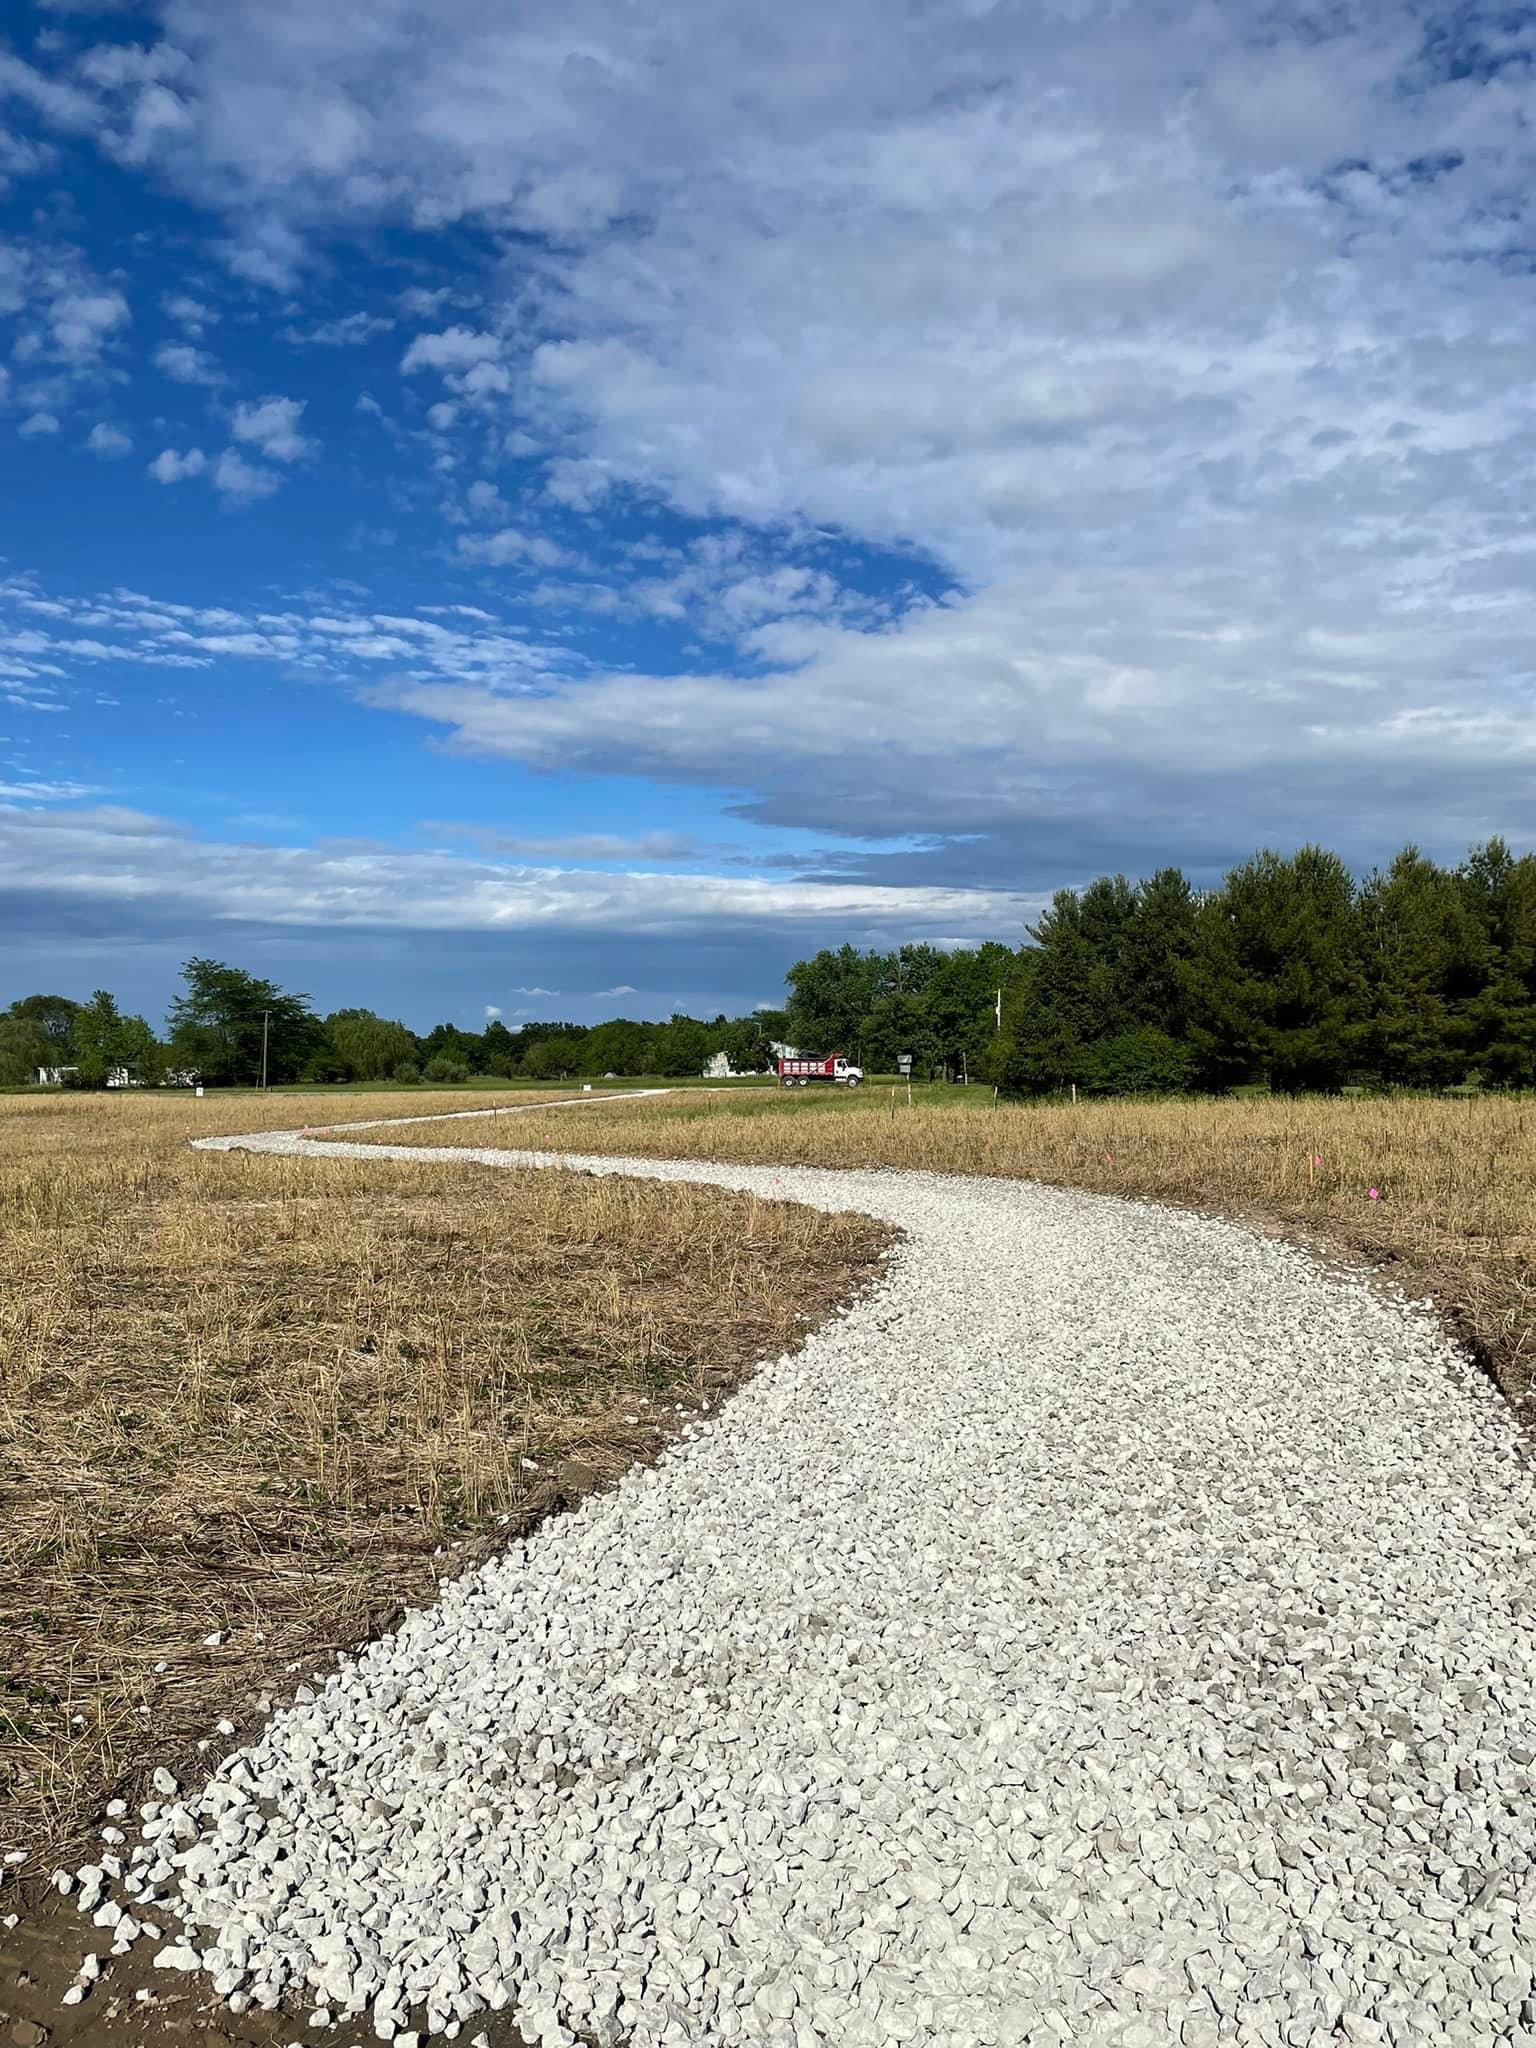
(6, 993, 80, 1057)
(1457, 838, 1536, 1086)
(578, 1017, 657, 1075)
(785, 945, 884, 1057)
(481, 1018, 519, 1076)
(0, 1013, 58, 1086)
(1357, 848, 1482, 1090)
(167, 958, 324, 1086)
(72, 989, 163, 1086)
(522, 1033, 585, 1079)
(1187, 847, 1363, 1092)
(325, 1008, 419, 1082)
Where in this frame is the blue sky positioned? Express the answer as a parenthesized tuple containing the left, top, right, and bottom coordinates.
(4, 0, 1536, 1029)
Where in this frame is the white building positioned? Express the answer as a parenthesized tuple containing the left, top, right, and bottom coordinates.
(37, 1065, 136, 1087)
(703, 1050, 734, 1078)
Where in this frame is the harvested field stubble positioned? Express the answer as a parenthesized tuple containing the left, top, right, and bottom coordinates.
(0, 1093, 891, 1876)
(373, 1087, 1536, 1414)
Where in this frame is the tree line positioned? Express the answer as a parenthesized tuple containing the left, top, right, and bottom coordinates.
(0, 958, 791, 1089)
(5, 838, 1535, 1094)
(784, 837, 1536, 1094)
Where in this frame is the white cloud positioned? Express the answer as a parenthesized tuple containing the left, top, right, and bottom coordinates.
(0, 239, 131, 433)
(483, 1003, 502, 1018)
(284, 309, 394, 347)
(48, 288, 128, 361)
(0, 775, 97, 802)
(213, 447, 281, 502)
(208, 450, 278, 501)
(596, 984, 636, 996)
(463, 481, 503, 519)
(400, 286, 452, 318)
(543, 456, 612, 512)
(400, 326, 501, 375)
(0, 803, 1024, 939)
(0, 50, 98, 134)
(0, 574, 579, 699)
(457, 528, 569, 569)
(229, 394, 314, 462)
(86, 421, 132, 456)
(0, 122, 54, 189)
(426, 823, 698, 860)
(148, 446, 206, 482)
(19, 411, 60, 437)
(215, 216, 306, 290)
(76, 40, 189, 94)
(13, 4, 1536, 886)
(12, 560, 1536, 889)
(162, 292, 214, 332)
(154, 340, 222, 385)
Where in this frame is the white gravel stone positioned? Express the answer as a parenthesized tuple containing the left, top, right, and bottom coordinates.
(71, 1120, 1536, 2044)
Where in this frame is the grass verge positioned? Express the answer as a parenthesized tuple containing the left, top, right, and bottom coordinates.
(359, 1085, 1536, 1417)
(0, 1094, 892, 1879)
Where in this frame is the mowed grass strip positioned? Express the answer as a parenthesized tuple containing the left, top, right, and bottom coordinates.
(365, 1085, 1536, 1415)
(0, 1095, 892, 1875)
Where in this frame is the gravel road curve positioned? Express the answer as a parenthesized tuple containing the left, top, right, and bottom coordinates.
(68, 1121, 1536, 2048)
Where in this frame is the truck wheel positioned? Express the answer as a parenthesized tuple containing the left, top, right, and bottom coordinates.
(845, 1076, 862, 1088)
(781, 1078, 793, 1089)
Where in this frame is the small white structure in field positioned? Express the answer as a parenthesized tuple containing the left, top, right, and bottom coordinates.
(37, 1064, 136, 1087)
(703, 1051, 734, 1079)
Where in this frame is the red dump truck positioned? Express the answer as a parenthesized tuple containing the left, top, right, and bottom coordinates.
(778, 1053, 864, 1089)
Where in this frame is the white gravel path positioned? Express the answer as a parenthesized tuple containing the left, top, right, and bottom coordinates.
(70, 1120, 1536, 2047)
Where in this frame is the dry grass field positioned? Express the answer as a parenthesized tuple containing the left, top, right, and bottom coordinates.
(0, 1092, 891, 1876)
(9, 1081, 1532, 1882)
(366, 1085, 1536, 1417)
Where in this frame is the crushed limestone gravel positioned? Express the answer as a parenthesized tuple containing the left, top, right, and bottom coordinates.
(65, 1125, 1536, 2047)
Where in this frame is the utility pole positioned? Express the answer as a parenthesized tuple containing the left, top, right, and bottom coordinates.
(995, 988, 1002, 1031)
(260, 1010, 270, 1091)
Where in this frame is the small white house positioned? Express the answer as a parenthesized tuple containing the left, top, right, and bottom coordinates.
(703, 1050, 734, 1079)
